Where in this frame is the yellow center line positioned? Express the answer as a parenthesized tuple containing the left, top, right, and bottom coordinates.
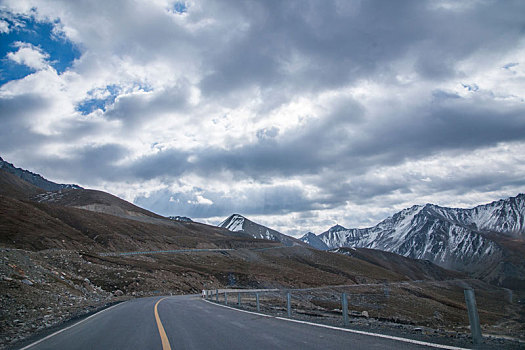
(154, 297, 172, 350)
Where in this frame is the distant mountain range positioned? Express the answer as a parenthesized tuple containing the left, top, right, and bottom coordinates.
(2, 155, 523, 290)
(300, 194, 525, 289)
(0, 156, 462, 288)
(0, 156, 82, 191)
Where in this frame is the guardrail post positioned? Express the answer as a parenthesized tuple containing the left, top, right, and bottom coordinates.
(504, 288, 513, 303)
(287, 292, 291, 317)
(256, 292, 260, 312)
(238, 292, 241, 306)
(384, 283, 389, 299)
(224, 292, 228, 305)
(215, 289, 218, 302)
(464, 289, 482, 345)
(341, 292, 349, 326)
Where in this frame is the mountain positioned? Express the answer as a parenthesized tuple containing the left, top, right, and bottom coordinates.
(300, 232, 329, 250)
(300, 194, 525, 289)
(335, 247, 464, 281)
(0, 156, 82, 191)
(0, 156, 191, 226)
(0, 168, 45, 199)
(33, 188, 171, 225)
(219, 214, 304, 247)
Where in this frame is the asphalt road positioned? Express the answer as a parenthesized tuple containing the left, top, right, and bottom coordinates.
(21, 295, 461, 350)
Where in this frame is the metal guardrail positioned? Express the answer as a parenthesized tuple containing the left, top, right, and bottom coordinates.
(203, 284, 497, 346)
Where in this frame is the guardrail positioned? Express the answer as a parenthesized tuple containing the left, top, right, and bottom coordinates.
(203, 280, 517, 346)
(99, 248, 234, 257)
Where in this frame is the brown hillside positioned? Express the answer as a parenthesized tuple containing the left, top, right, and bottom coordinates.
(336, 247, 464, 281)
(0, 195, 96, 251)
(33, 188, 168, 222)
(0, 195, 267, 252)
(0, 169, 44, 199)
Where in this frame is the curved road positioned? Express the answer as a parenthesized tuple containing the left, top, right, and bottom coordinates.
(21, 295, 463, 350)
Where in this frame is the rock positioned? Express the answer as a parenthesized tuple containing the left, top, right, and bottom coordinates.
(361, 311, 369, 318)
(21, 279, 33, 285)
(114, 289, 124, 297)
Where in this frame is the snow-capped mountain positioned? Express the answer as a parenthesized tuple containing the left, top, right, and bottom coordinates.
(0, 156, 82, 191)
(219, 214, 301, 246)
(300, 194, 525, 286)
(299, 232, 329, 250)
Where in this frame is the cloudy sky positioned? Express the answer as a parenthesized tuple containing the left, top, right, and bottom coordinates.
(1, 0, 524, 236)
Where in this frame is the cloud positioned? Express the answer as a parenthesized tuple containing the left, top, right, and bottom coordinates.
(1, 0, 525, 236)
(0, 93, 51, 151)
(135, 180, 318, 219)
(103, 80, 192, 127)
(6, 41, 50, 70)
(0, 20, 9, 33)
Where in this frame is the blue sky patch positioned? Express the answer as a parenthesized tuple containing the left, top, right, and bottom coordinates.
(0, 14, 81, 85)
(76, 85, 121, 115)
(502, 62, 518, 70)
(172, 2, 188, 14)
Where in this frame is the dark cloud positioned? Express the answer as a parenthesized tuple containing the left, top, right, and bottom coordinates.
(135, 182, 319, 218)
(128, 150, 189, 180)
(0, 93, 50, 151)
(199, 0, 525, 97)
(104, 81, 191, 126)
(26, 143, 129, 185)
(0, 92, 50, 120)
(350, 98, 525, 164)
(175, 97, 525, 182)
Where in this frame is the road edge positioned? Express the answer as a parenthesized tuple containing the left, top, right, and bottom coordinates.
(16, 301, 127, 350)
(202, 299, 469, 350)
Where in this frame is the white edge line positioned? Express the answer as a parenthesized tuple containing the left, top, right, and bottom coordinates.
(19, 301, 126, 350)
(202, 299, 469, 350)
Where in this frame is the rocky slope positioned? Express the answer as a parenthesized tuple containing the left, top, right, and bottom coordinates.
(0, 169, 44, 199)
(335, 247, 465, 281)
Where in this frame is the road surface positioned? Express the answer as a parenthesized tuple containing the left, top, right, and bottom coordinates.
(21, 295, 463, 350)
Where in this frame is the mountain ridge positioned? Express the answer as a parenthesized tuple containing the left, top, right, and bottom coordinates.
(300, 193, 525, 289)
(219, 213, 305, 247)
(0, 156, 82, 191)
